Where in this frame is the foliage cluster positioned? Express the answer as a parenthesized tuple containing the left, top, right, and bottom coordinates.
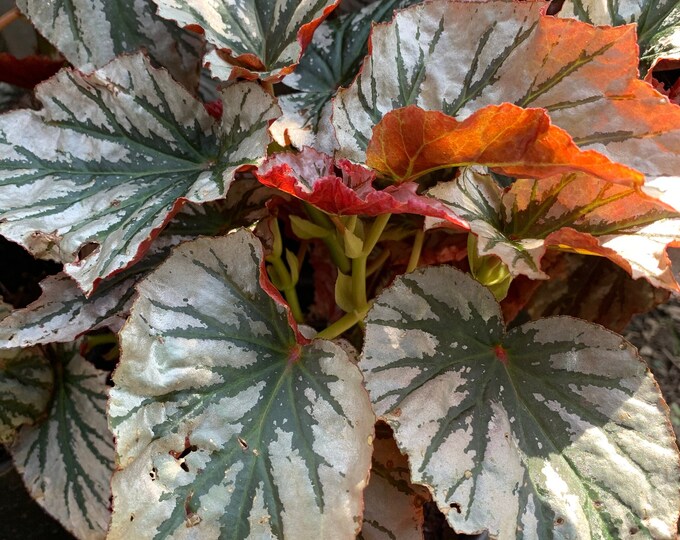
(1, 0, 680, 538)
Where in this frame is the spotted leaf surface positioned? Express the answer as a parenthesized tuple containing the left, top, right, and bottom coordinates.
(154, 0, 339, 81)
(427, 168, 680, 290)
(10, 342, 114, 540)
(0, 327, 53, 443)
(272, 0, 420, 147)
(332, 0, 680, 186)
(0, 54, 278, 295)
(367, 105, 643, 185)
(360, 265, 680, 538)
(108, 230, 374, 539)
(558, 0, 680, 73)
(360, 426, 429, 540)
(17, 0, 204, 89)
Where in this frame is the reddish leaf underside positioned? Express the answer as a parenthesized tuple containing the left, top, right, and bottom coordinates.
(0, 54, 65, 89)
(256, 148, 468, 228)
(366, 103, 644, 186)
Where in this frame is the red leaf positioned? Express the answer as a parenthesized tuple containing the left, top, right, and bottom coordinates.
(366, 104, 644, 186)
(0, 53, 65, 89)
(256, 148, 468, 228)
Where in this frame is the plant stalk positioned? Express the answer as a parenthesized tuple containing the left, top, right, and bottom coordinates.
(0, 7, 20, 32)
(406, 229, 425, 273)
(304, 203, 351, 274)
(316, 306, 370, 341)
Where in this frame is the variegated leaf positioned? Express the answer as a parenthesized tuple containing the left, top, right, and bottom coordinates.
(0, 343, 53, 444)
(332, 0, 680, 186)
(0, 53, 279, 295)
(427, 168, 680, 290)
(558, 0, 680, 73)
(272, 0, 420, 147)
(108, 230, 374, 539)
(10, 341, 114, 540)
(360, 424, 430, 540)
(163, 173, 278, 238)
(0, 236, 180, 349)
(154, 0, 339, 82)
(360, 265, 680, 538)
(16, 0, 204, 89)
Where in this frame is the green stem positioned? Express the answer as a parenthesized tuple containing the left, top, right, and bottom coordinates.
(363, 214, 391, 256)
(304, 203, 351, 274)
(352, 256, 367, 309)
(350, 214, 392, 314)
(406, 229, 425, 273)
(316, 306, 370, 341)
(268, 257, 304, 323)
(283, 288, 304, 324)
(367, 248, 390, 276)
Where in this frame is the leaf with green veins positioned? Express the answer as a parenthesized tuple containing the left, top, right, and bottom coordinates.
(272, 0, 422, 148)
(163, 173, 279, 238)
(558, 0, 680, 74)
(108, 229, 374, 539)
(153, 0, 339, 82)
(0, 53, 279, 295)
(0, 348, 53, 444)
(10, 341, 114, 540)
(0, 299, 53, 443)
(427, 167, 680, 290)
(332, 0, 680, 188)
(0, 236, 182, 350)
(360, 265, 680, 538)
(16, 0, 205, 89)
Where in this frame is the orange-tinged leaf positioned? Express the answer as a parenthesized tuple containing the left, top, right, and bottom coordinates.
(367, 104, 643, 186)
(333, 1, 680, 188)
(428, 168, 680, 290)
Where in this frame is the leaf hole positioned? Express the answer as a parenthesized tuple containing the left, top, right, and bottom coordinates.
(149, 466, 158, 480)
(629, 527, 639, 535)
(77, 242, 100, 261)
(555, 517, 564, 525)
(180, 461, 190, 472)
(130, 515, 134, 522)
(593, 500, 603, 509)
(449, 502, 462, 514)
(238, 437, 248, 450)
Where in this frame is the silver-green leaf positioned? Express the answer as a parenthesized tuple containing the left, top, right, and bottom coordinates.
(332, 0, 680, 186)
(272, 0, 421, 148)
(558, 0, 680, 73)
(361, 266, 680, 538)
(153, 0, 339, 81)
(0, 53, 278, 295)
(10, 341, 114, 540)
(108, 230, 374, 539)
(0, 339, 53, 444)
(16, 0, 204, 89)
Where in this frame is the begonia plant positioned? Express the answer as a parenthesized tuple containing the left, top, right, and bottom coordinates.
(1, 0, 680, 538)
